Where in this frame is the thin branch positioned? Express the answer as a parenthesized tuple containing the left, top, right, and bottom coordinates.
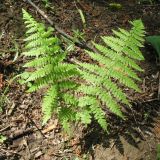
(25, 0, 96, 52)
(25, 112, 46, 138)
(25, 0, 53, 25)
(9, 128, 34, 141)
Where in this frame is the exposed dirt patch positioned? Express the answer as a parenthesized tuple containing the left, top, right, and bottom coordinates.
(0, 0, 160, 160)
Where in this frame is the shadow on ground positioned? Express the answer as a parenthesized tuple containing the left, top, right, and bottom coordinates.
(81, 100, 160, 158)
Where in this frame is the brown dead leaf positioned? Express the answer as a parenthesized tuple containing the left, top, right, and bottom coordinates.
(0, 73, 3, 89)
(70, 138, 80, 146)
(74, 146, 81, 156)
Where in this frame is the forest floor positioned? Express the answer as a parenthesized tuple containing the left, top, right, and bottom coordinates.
(0, 0, 160, 160)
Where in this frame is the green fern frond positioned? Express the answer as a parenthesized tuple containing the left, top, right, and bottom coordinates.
(59, 107, 76, 121)
(89, 103, 107, 130)
(25, 64, 54, 82)
(79, 85, 123, 117)
(61, 120, 71, 133)
(24, 53, 65, 67)
(42, 85, 58, 124)
(79, 70, 129, 105)
(59, 107, 76, 133)
(76, 19, 145, 130)
(21, 10, 79, 127)
(58, 81, 78, 90)
(76, 109, 92, 124)
(78, 96, 107, 130)
(61, 93, 78, 105)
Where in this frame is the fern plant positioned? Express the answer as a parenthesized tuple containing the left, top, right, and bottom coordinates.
(21, 9, 79, 131)
(21, 9, 145, 132)
(75, 20, 145, 131)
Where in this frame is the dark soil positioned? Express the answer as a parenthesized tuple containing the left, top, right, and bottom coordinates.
(0, 0, 160, 160)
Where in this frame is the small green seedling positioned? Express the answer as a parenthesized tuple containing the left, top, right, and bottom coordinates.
(0, 135, 7, 143)
(63, 29, 85, 52)
(77, 8, 86, 29)
(42, 0, 52, 9)
(109, 3, 122, 10)
(42, 0, 49, 7)
(73, 29, 85, 41)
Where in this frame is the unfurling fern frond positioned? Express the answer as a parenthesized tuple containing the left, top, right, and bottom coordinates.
(21, 10, 79, 127)
(76, 20, 145, 130)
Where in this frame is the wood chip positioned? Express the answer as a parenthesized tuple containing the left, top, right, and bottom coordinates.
(35, 151, 43, 158)
(42, 119, 58, 134)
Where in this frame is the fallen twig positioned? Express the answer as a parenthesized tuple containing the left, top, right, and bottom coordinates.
(7, 102, 15, 116)
(0, 148, 19, 156)
(141, 98, 159, 103)
(0, 125, 10, 132)
(25, 113, 46, 138)
(25, 0, 96, 52)
(9, 128, 34, 141)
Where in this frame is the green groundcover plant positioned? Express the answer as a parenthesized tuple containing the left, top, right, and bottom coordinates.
(20, 9, 145, 132)
(146, 35, 160, 60)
